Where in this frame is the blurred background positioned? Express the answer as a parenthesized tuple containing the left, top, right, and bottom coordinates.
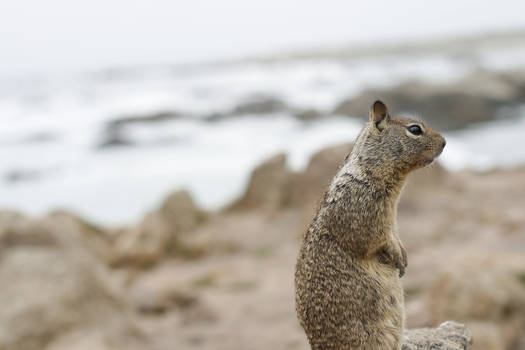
(1, 1, 524, 350)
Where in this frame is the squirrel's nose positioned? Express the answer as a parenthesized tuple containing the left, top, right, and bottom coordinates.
(439, 137, 446, 150)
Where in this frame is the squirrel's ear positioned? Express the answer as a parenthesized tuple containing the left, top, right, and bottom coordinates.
(370, 100, 390, 131)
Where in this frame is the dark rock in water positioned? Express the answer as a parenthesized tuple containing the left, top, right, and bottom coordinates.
(294, 109, 323, 120)
(4, 169, 41, 184)
(96, 127, 135, 149)
(98, 111, 182, 149)
(108, 111, 181, 127)
(206, 96, 289, 122)
(333, 70, 525, 131)
(333, 83, 499, 131)
(21, 132, 58, 144)
(403, 321, 473, 350)
(231, 96, 287, 115)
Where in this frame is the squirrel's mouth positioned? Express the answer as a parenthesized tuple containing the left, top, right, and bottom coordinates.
(422, 147, 444, 166)
(422, 152, 441, 166)
(423, 157, 435, 166)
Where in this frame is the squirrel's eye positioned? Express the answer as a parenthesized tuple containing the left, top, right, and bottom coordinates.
(407, 125, 423, 136)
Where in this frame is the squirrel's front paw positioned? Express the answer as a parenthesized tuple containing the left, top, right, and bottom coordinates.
(378, 244, 406, 278)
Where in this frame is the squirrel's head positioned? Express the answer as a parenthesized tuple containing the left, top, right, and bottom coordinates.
(354, 100, 446, 176)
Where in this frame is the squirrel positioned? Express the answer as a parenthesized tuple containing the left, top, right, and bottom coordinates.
(295, 100, 446, 350)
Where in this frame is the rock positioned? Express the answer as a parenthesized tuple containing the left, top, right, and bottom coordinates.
(206, 96, 289, 122)
(331, 71, 524, 131)
(289, 143, 352, 231)
(290, 143, 351, 208)
(403, 321, 473, 350)
(112, 190, 208, 267)
(159, 190, 206, 234)
(230, 144, 351, 213)
(3, 168, 42, 184)
(108, 111, 181, 127)
(453, 70, 519, 101)
(111, 212, 169, 267)
(131, 286, 198, 315)
(399, 162, 450, 211)
(228, 153, 294, 211)
(0, 213, 150, 350)
(232, 96, 287, 115)
(47, 210, 114, 263)
(97, 126, 135, 149)
(426, 253, 525, 350)
(98, 111, 183, 149)
(294, 109, 323, 120)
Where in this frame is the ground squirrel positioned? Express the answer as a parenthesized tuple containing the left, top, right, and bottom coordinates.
(295, 100, 446, 350)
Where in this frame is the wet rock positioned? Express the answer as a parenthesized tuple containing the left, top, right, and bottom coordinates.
(294, 109, 323, 120)
(206, 96, 289, 122)
(333, 83, 500, 131)
(403, 321, 473, 350)
(97, 126, 135, 149)
(109, 111, 181, 127)
(232, 96, 287, 115)
(3, 168, 42, 184)
(332, 68, 525, 131)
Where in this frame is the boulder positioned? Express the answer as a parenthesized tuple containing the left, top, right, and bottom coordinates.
(206, 96, 289, 122)
(112, 190, 207, 267)
(290, 143, 351, 208)
(231, 96, 287, 115)
(426, 253, 525, 350)
(0, 213, 150, 350)
(159, 190, 206, 234)
(228, 153, 294, 211)
(403, 321, 473, 350)
(332, 77, 514, 131)
(47, 210, 114, 263)
(111, 212, 170, 267)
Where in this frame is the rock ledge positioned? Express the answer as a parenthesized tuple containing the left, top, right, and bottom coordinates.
(403, 321, 473, 350)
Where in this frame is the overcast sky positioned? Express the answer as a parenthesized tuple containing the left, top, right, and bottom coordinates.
(1, 0, 525, 77)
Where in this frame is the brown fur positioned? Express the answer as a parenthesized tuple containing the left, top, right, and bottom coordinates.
(295, 101, 446, 350)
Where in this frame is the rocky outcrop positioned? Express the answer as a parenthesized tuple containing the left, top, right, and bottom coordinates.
(112, 190, 207, 267)
(403, 321, 473, 350)
(426, 254, 525, 350)
(290, 143, 351, 208)
(228, 154, 294, 211)
(229, 143, 447, 219)
(333, 70, 525, 131)
(2, 142, 525, 350)
(0, 212, 150, 350)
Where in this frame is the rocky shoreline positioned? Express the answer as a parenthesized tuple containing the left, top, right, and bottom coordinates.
(1, 143, 525, 349)
(98, 68, 525, 151)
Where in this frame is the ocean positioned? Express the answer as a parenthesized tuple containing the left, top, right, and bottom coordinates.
(1, 35, 525, 225)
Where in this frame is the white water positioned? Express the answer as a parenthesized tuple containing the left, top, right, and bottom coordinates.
(1, 44, 525, 225)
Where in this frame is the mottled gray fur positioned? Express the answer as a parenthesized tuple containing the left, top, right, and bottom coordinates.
(295, 101, 446, 350)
